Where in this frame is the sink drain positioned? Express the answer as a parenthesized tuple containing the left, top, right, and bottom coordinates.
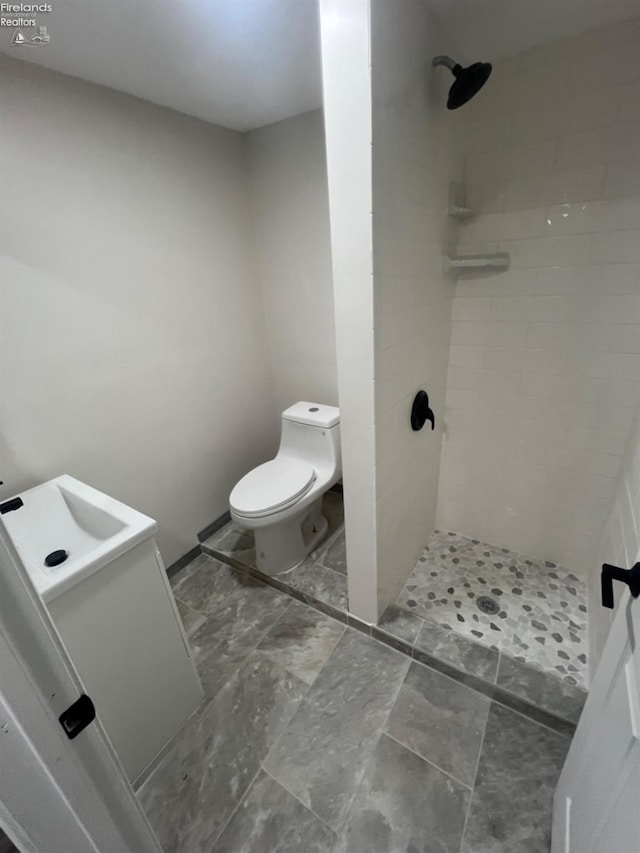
(44, 549, 68, 568)
(477, 595, 500, 615)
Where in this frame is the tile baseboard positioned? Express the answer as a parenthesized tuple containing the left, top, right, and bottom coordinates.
(197, 511, 232, 544)
(166, 544, 203, 581)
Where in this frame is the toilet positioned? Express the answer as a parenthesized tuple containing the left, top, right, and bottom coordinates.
(230, 402, 341, 575)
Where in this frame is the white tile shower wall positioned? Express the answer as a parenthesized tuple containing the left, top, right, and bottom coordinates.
(247, 110, 338, 415)
(0, 56, 278, 566)
(590, 401, 640, 677)
(437, 19, 640, 575)
(371, 0, 464, 614)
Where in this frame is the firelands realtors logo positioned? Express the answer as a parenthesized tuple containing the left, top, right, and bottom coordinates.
(1, 3, 52, 46)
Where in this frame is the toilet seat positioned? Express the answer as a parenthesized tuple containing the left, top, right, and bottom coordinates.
(230, 458, 316, 518)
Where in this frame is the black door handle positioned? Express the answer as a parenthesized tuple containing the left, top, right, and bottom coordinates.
(601, 562, 640, 609)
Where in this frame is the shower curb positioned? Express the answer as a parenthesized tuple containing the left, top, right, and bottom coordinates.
(200, 543, 578, 740)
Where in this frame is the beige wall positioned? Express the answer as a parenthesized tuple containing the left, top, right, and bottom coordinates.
(438, 19, 640, 574)
(0, 56, 279, 566)
(247, 109, 337, 415)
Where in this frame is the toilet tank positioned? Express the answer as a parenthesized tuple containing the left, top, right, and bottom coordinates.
(279, 402, 341, 475)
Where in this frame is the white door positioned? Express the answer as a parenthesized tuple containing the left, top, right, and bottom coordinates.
(0, 522, 162, 853)
(552, 572, 640, 853)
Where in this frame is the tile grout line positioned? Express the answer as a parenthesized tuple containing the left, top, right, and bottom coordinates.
(132, 698, 206, 792)
(382, 730, 474, 794)
(489, 691, 574, 740)
(224, 597, 297, 697)
(206, 764, 266, 852)
(373, 644, 414, 746)
(257, 619, 349, 786)
(193, 626, 314, 852)
(174, 595, 208, 621)
(458, 697, 492, 852)
(200, 599, 314, 849)
(256, 604, 348, 688)
(202, 547, 350, 625)
(410, 647, 576, 739)
(261, 766, 338, 840)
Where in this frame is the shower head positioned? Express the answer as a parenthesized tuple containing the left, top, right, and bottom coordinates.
(432, 55, 492, 110)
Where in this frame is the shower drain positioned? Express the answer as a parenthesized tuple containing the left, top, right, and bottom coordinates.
(476, 595, 500, 615)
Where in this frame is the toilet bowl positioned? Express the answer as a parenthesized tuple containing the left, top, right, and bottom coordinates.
(229, 402, 341, 575)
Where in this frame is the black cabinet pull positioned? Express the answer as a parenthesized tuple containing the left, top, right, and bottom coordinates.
(601, 562, 640, 609)
(0, 497, 23, 514)
(59, 694, 96, 740)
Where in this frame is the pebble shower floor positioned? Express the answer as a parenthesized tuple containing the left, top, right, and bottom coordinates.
(396, 530, 588, 688)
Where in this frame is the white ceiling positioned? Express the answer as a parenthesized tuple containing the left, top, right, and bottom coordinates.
(2, 0, 638, 131)
(428, 0, 640, 63)
(2, 0, 323, 131)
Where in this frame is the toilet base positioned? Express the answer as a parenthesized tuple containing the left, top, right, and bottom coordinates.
(254, 497, 328, 576)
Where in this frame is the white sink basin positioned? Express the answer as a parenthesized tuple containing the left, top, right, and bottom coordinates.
(2, 475, 157, 602)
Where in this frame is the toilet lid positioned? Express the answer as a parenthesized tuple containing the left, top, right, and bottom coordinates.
(230, 458, 316, 517)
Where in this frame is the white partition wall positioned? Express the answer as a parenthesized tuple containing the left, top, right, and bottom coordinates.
(320, 0, 464, 620)
(319, 0, 378, 622)
(370, 0, 464, 613)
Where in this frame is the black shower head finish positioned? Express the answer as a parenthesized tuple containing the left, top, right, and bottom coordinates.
(432, 55, 492, 110)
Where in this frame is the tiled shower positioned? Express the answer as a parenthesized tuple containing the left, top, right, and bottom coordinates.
(439, 20, 640, 574)
(388, 19, 640, 693)
(321, 13, 640, 697)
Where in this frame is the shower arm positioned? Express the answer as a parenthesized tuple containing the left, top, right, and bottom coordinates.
(432, 55, 458, 72)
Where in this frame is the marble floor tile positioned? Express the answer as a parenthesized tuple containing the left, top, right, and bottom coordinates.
(277, 560, 348, 612)
(397, 530, 588, 687)
(415, 618, 500, 682)
(175, 598, 206, 638)
(335, 733, 470, 853)
(496, 654, 587, 724)
(319, 528, 347, 575)
(255, 600, 345, 686)
(203, 522, 256, 567)
(461, 702, 570, 853)
(189, 581, 290, 700)
(138, 654, 308, 853)
(171, 556, 252, 615)
(170, 552, 217, 592)
(386, 662, 490, 788)
(264, 630, 411, 830)
(144, 556, 569, 853)
(377, 604, 424, 645)
(213, 770, 336, 853)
